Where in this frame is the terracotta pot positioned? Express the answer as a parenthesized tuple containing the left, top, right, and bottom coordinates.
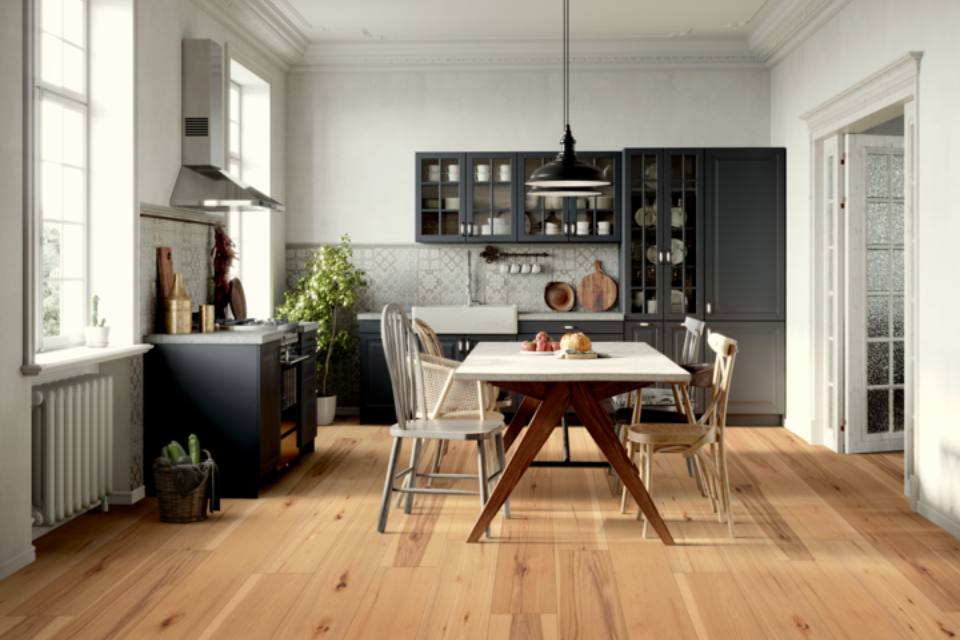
(317, 395, 337, 426)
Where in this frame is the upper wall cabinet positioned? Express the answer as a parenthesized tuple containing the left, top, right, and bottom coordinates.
(704, 149, 786, 321)
(416, 151, 620, 243)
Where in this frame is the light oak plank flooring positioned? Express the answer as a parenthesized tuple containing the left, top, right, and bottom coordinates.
(1, 424, 959, 639)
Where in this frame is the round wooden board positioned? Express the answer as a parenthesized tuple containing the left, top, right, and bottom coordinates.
(578, 260, 617, 312)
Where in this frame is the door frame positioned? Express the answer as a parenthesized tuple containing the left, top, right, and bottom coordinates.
(803, 53, 921, 498)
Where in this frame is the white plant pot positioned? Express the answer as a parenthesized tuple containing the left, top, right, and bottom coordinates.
(84, 325, 110, 348)
(316, 394, 337, 426)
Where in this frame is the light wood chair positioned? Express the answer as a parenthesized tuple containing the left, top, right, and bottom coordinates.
(377, 304, 509, 535)
(622, 331, 738, 538)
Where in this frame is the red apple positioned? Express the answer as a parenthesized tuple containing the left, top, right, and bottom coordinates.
(521, 340, 536, 352)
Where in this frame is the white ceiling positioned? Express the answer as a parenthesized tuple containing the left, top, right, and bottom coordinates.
(280, 0, 773, 41)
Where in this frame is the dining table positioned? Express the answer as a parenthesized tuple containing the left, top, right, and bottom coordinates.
(454, 341, 691, 545)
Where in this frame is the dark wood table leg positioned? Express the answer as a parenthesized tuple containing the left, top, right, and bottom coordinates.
(467, 384, 570, 542)
(503, 395, 540, 451)
(570, 382, 675, 545)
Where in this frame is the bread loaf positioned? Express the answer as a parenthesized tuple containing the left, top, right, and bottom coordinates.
(560, 331, 593, 353)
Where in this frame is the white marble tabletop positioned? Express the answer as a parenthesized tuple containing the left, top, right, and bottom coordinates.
(454, 341, 690, 383)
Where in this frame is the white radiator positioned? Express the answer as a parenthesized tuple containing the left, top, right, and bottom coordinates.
(31, 374, 114, 527)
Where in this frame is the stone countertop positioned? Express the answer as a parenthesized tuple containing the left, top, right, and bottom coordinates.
(357, 311, 624, 323)
(144, 328, 284, 345)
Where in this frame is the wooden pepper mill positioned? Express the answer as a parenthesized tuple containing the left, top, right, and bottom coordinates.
(165, 273, 192, 334)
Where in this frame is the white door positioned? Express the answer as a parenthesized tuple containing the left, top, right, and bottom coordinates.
(821, 135, 844, 451)
(844, 134, 905, 453)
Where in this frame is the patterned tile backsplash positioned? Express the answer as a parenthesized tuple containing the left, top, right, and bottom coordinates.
(286, 243, 620, 313)
(139, 217, 213, 334)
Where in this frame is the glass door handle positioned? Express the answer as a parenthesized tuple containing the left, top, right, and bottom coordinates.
(460, 222, 467, 237)
(706, 302, 712, 315)
(658, 251, 665, 264)
(665, 251, 672, 264)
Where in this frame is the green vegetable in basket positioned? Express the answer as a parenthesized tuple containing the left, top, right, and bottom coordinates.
(161, 445, 171, 462)
(167, 440, 191, 465)
(188, 434, 201, 465)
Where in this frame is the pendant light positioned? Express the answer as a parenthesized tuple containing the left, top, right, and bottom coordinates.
(527, 0, 609, 197)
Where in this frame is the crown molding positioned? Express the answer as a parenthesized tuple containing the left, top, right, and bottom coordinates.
(199, 0, 309, 69)
(749, 0, 852, 65)
(292, 37, 764, 72)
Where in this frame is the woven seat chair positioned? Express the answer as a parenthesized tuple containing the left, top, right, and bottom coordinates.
(377, 304, 509, 536)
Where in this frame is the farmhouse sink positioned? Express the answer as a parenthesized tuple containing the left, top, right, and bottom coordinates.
(411, 305, 518, 335)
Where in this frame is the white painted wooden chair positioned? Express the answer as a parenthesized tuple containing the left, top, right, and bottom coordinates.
(640, 316, 706, 410)
(377, 304, 509, 535)
(623, 331, 739, 539)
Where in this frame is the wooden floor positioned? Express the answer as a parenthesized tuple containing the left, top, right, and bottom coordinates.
(1, 424, 959, 639)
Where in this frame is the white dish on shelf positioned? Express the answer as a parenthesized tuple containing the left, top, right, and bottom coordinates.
(444, 197, 460, 209)
(671, 207, 686, 228)
(671, 238, 686, 264)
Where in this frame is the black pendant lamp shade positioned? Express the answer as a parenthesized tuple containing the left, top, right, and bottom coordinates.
(528, 0, 610, 196)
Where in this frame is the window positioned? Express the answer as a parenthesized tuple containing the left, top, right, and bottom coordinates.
(36, 0, 88, 350)
(228, 80, 242, 179)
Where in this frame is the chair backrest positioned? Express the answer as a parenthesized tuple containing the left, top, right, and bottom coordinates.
(381, 304, 427, 429)
(413, 319, 444, 358)
(678, 316, 707, 365)
(698, 331, 738, 432)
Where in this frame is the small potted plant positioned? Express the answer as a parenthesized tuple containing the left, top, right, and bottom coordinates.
(85, 295, 109, 348)
(277, 235, 367, 425)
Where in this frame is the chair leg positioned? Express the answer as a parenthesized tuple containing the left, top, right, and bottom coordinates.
(620, 440, 634, 514)
(494, 433, 511, 519)
(403, 438, 423, 514)
(476, 439, 491, 538)
(640, 445, 654, 538)
(718, 439, 735, 539)
(378, 437, 403, 533)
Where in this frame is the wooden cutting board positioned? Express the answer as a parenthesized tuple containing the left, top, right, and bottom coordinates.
(229, 278, 247, 320)
(156, 247, 175, 332)
(579, 260, 618, 312)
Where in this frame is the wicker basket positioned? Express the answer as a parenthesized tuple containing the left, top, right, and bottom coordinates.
(154, 450, 214, 523)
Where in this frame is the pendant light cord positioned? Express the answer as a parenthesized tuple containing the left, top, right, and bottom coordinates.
(563, 0, 569, 128)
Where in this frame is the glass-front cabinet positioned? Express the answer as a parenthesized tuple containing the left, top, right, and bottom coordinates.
(416, 151, 619, 243)
(517, 152, 620, 243)
(464, 153, 516, 242)
(624, 149, 702, 319)
(416, 153, 467, 242)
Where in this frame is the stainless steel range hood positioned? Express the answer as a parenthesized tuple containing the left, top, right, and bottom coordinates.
(170, 39, 283, 212)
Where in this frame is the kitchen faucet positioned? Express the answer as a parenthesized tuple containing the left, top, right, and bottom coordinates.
(466, 250, 478, 306)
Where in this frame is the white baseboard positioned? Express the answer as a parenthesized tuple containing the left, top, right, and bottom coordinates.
(916, 499, 960, 541)
(0, 545, 36, 580)
(109, 485, 145, 505)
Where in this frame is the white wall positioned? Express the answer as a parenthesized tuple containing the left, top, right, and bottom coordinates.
(286, 66, 770, 244)
(136, 0, 287, 310)
(771, 0, 960, 532)
(0, 0, 36, 578)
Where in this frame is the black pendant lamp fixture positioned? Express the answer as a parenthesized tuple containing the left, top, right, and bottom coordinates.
(527, 0, 609, 197)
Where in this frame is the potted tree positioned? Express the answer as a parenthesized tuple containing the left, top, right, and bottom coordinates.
(277, 235, 367, 425)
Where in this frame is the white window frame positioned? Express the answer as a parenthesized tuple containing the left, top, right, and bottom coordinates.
(34, 0, 90, 351)
(228, 79, 242, 180)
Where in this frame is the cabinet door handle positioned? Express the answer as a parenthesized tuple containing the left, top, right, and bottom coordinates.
(665, 250, 672, 264)
(706, 302, 712, 315)
(639, 322, 650, 327)
(459, 222, 467, 236)
(658, 250, 665, 264)
(563, 325, 575, 331)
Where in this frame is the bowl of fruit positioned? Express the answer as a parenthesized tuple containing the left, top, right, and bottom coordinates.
(520, 331, 562, 354)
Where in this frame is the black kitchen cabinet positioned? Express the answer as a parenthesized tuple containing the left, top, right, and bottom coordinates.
(145, 342, 281, 498)
(704, 149, 786, 321)
(622, 149, 703, 320)
(416, 151, 620, 244)
(706, 321, 785, 424)
(517, 152, 621, 243)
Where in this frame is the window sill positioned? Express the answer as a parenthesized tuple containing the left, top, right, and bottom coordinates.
(22, 344, 153, 376)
